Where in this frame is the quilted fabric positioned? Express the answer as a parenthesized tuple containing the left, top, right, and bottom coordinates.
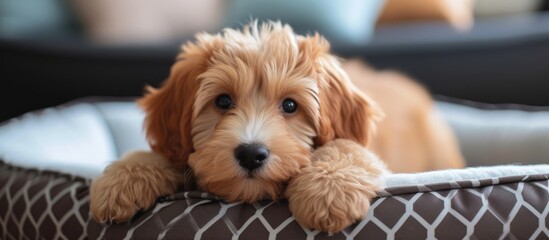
(2, 160, 548, 239)
(0, 162, 90, 239)
(88, 176, 549, 239)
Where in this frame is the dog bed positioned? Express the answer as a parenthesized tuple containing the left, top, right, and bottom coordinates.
(1, 98, 548, 239)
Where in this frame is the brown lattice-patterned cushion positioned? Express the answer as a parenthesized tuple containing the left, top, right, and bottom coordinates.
(0, 161, 90, 239)
(87, 174, 549, 239)
(2, 160, 548, 239)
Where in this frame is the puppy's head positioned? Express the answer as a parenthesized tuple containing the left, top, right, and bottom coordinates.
(139, 22, 380, 202)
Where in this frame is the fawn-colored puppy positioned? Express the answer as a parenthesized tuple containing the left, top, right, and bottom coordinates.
(90, 21, 464, 233)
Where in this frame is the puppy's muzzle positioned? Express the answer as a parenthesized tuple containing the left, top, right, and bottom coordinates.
(234, 143, 269, 171)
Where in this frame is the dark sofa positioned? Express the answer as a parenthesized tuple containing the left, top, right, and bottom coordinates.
(2, 12, 549, 122)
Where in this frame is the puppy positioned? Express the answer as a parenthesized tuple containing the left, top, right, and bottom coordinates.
(90, 21, 464, 233)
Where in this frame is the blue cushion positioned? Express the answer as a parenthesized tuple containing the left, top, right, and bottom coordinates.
(223, 0, 385, 44)
(0, 0, 78, 37)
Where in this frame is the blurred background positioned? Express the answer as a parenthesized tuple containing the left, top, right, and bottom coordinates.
(1, 0, 549, 121)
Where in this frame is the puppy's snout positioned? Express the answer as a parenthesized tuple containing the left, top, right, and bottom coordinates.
(234, 143, 269, 171)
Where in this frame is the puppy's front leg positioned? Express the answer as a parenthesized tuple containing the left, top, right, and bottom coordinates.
(286, 139, 388, 234)
(90, 151, 183, 223)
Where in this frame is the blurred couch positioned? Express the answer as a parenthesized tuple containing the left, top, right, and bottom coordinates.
(2, 1, 549, 121)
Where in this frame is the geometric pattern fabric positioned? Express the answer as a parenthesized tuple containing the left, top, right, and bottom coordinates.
(1, 161, 548, 239)
(0, 162, 90, 240)
(90, 175, 549, 239)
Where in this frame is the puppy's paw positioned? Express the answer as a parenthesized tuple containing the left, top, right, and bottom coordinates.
(90, 151, 181, 223)
(286, 139, 386, 233)
(286, 165, 378, 233)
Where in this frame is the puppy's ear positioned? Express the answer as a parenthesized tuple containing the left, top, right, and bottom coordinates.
(299, 35, 382, 146)
(315, 57, 382, 146)
(139, 34, 223, 171)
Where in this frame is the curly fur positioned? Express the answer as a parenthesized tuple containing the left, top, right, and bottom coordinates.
(90, 21, 463, 233)
(90, 151, 183, 222)
(287, 139, 387, 233)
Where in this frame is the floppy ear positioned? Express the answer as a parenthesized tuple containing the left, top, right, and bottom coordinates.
(138, 34, 223, 173)
(298, 35, 382, 147)
(315, 57, 382, 147)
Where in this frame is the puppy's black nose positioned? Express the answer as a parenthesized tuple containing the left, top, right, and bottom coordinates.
(234, 143, 269, 171)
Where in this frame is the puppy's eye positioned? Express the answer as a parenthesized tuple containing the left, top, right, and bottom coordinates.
(215, 94, 232, 110)
(281, 98, 297, 114)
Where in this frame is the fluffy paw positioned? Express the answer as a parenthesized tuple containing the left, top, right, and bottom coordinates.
(90, 151, 181, 223)
(286, 139, 386, 233)
(286, 166, 377, 233)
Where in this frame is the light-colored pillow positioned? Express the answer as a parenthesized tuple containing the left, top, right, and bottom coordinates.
(436, 101, 549, 166)
(69, 0, 223, 45)
(377, 0, 475, 30)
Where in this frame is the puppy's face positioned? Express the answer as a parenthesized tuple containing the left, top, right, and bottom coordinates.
(140, 22, 379, 203)
(188, 32, 321, 202)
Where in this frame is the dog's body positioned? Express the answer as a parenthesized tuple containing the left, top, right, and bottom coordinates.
(343, 61, 464, 172)
(90, 22, 464, 233)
